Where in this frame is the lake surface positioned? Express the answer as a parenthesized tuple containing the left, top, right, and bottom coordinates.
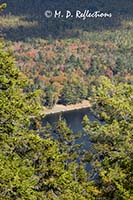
(42, 108, 98, 150)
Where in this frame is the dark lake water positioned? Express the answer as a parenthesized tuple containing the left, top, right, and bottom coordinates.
(42, 108, 98, 150)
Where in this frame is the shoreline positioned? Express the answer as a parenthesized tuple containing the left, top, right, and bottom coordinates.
(41, 100, 91, 115)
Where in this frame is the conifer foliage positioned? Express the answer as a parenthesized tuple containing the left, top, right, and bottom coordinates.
(0, 41, 96, 200)
(83, 77, 133, 200)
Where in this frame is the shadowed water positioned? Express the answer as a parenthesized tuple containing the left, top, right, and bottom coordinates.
(42, 108, 98, 150)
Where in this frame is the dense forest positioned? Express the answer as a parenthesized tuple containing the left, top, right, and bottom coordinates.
(0, 1, 133, 200)
(0, 0, 133, 107)
(0, 0, 133, 39)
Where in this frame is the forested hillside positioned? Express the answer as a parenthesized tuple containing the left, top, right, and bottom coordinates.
(0, 0, 133, 107)
(0, 40, 132, 200)
(0, 0, 133, 40)
(0, 1, 133, 200)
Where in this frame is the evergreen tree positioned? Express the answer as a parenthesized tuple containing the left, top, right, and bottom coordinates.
(83, 76, 133, 200)
(0, 41, 96, 200)
(54, 119, 82, 161)
(0, 42, 40, 134)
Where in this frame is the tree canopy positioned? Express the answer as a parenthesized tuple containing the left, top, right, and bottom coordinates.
(83, 76, 133, 200)
(0, 40, 97, 200)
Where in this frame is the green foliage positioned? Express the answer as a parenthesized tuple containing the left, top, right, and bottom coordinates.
(61, 76, 88, 105)
(90, 76, 133, 122)
(83, 76, 133, 200)
(0, 42, 41, 134)
(0, 151, 37, 200)
(0, 1, 133, 199)
(54, 119, 82, 161)
(0, 41, 97, 200)
(45, 83, 60, 108)
(0, 3, 7, 12)
(4, 27, 132, 108)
